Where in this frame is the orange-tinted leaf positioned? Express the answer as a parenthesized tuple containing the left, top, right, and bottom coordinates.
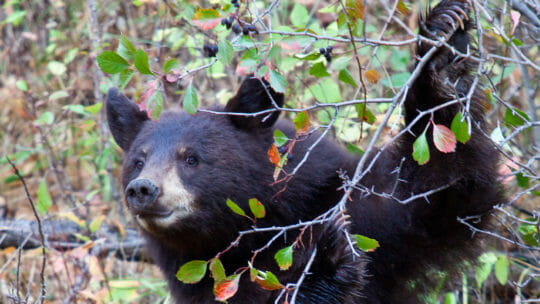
(268, 144, 281, 167)
(255, 271, 284, 291)
(293, 111, 309, 133)
(433, 124, 456, 153)
(365, 70, 380, 84)
(346, 0, 364, 20)
(191, 8, 221, 30)
(397, 0, 409, 15)
(249, 198, 266, 218)
(214, 274, 241, 302)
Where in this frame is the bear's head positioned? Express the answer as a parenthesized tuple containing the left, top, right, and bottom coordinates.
(106, 78, 284, 242)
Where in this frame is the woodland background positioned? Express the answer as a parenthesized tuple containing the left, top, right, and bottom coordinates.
(0, 0, 538, 303)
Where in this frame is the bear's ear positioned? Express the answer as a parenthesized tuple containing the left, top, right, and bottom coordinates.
(225, 77, 284, 130)
(106, 88, 149, 151)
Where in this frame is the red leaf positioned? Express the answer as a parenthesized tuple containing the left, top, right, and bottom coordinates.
(192, 18, 221, 30)
(214, 274, 241, 302)
(433, 124, 456, 153)
(267, 144, 281, 167)
(138, 81, 158, 119)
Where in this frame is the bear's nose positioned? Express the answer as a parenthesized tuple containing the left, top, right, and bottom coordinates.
(125, 179, 159, 209)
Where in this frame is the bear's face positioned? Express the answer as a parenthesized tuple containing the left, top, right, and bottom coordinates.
(106, 78, 284, 235)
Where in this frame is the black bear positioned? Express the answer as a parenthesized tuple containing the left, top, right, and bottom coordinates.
(106, 0, 502, 303)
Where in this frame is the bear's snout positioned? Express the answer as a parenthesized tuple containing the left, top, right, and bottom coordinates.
(125, 178, 159, 211)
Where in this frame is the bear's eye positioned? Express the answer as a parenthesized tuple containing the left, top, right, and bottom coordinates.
(185, 155, 198, 167)
(135, 160, 145, 170)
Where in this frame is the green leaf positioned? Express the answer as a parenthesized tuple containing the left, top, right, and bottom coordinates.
(84, 103, 102, 115)
(494, 255, 509, 285)
(97, 51, 129, 74)
(118, 35, 136, 61)
(5, 10, 26, 26)
(355, 104, 376, 124)
(338, 69, 357, 87)
(290, 3, 309, 27)
(516, 172, 530, 188)
(16, 80, 28, 92)
(176, 260, 208, 284)
(412, 130, 430, 165)
(475, 252, 497, 288)
(63, 104, 87, 116)
(209, 258, 226, 282)
(517, 223, 539, 246)
(444, 293, 457, 304)
(134, 49, 153, 75)
(226, 198, 246, 217)
(119, 69, 135, 90)
(308, 62, 330, 77)
(249, 198, 266, 219)
(352, 234, 379, 252)
(450, 112, 471, 144)
(217, 39, 234, 65)
(274, 245, 293, 270)
(89, 215, 105, 233)
(268, 70, 287, 94)
(346, 143, 364, 155)
(37, 179, 53, 214)
(294, 52, 321, 61)
(309, 79, 341, 103)
(504, 108, 530, 127)
(64, 48, 79, 64)
(34, 111, 54, 125)
(381, 72, 411, 88)
(163, 58, 180, 73)
(182, 83, 198, 115)
(149, 90, 163, 120)
(47, 61, 67, 76)
(49, 90, 69, 100)
(273, 129, 289, 147)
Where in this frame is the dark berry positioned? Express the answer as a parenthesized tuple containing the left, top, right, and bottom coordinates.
(246, 25, 256, 33)
(221, 18, 227, 26)
(242, 26, 249, 35)
(319, 48, 326, 55)
(326, 46, 333, 53)
(204, 43, 218, 57)
(228, 16, 234, 24)
(324, 53, 332, 62)
(232, 24, 241, 34)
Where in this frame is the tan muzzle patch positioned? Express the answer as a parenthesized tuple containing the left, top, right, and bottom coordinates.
(135, 166, 195, 230)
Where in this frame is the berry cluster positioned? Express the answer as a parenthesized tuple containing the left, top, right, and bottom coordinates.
(203, 43, 218, 57)
(231, 0, 239, 8)
(221, 16, 257, 36)
(319, 46, 333, 62)
(221, 16, 235, 29)
(242, 24, 256, 35)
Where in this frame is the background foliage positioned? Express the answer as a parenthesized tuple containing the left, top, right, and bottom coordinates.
(0, 0, 538, 303)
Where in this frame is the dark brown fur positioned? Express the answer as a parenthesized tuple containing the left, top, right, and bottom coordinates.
(106, 1, 503, 303)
